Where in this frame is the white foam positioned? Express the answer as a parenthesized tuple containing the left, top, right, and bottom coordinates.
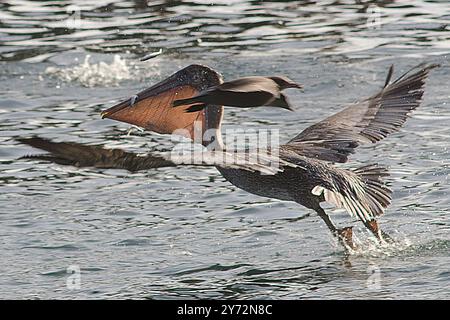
(45, 54, 132, 87)
(345, 231, 414, 258)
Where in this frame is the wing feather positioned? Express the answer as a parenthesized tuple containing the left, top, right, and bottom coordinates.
(18, 137, 287, 175)
(285, 63, 439, 163)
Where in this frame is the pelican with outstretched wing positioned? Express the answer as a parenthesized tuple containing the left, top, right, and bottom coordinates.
(19, 63, 438, 250)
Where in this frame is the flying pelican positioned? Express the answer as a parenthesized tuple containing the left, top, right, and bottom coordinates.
(98, 63, 438, 248)
(20, 63, 438, 250)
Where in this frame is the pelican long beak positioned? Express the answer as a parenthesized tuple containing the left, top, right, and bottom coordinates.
(290, 83, 304, 90)
(100, 83, 201, 133)
(100, 69, 183, 120)
(101, 96, 136, 119)
(99, 73, 207, 137)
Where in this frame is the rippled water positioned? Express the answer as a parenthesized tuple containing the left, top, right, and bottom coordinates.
(0, 0, 449, 299)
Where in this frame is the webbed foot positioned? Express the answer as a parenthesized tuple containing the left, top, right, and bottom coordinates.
(337, 226, 355, 250)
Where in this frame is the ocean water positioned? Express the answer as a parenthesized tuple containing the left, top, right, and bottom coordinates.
(0, 0, 449, 299)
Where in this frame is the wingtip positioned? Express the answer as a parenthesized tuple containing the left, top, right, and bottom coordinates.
(425, 63, 441, 70)
(172, 100, 183, 108)
(384, 65, 394, 88)
(415, 62, 441, 73)
(16, 137, 28, 144)
(16, 136, 42, 145)
(184, 103, 207, 113)
(173, 98, 194, 108)
(386, 62, 440, 87)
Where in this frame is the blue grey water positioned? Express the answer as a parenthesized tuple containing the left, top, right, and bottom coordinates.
(0, 0, 449, 299)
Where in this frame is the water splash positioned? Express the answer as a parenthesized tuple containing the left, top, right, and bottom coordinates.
(348, 233, 414, 258)
(44, 55, 132, 87)
(344, 232, 450, 260)
(329, 230, 415, 258)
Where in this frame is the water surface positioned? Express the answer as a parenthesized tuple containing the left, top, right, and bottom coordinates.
(0, 0, 449, 299)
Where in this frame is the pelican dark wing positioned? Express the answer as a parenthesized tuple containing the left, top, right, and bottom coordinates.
(172, 76, 296, 110)
(17, 137, 173, 172)
(18, 137, 286, 175)
(284, 64, 439, 163)
(212, 77, 279, 93)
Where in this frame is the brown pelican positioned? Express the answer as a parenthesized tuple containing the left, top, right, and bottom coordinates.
(98, 63, 438, 249)
(171, 76, 303, 112)
(19, 63, 438, 250)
